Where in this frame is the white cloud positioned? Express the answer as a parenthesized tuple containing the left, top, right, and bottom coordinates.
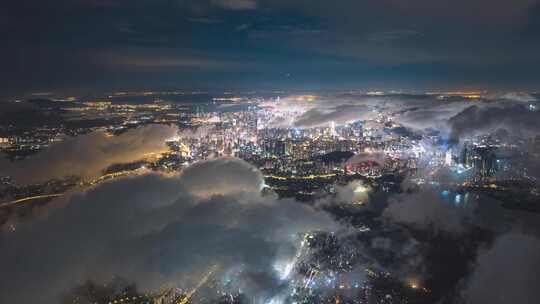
(0, 124, 178, 185)
(0, 158, 340, 303)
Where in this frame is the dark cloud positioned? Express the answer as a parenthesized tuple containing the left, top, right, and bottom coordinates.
(2, 0, 540, 96)
(0, 158, 340, 303)
(449, 103, 540, 142)
(366, 29, 423, 42)
(384, 189, 474, 234)
(392, 101, 473, 134)
(88, 47, 242, 70)
(461, 232, 540, 304)
(211, 0, 257, 10)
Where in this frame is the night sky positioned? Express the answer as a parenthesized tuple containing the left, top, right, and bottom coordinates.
(2, 0, 540, 96)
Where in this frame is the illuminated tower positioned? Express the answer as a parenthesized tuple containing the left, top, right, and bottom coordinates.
(445, 149, 453, 166)
(330, 121, 336, 137)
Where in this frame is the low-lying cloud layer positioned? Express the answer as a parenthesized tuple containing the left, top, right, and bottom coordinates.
(0, 158, 340, 304)
(0, 124, 178, 185)
(265, 93, 539, 147)
(2, 93, 540, 303)
(384, 189, 474, 235)
(448, 103, 540, 142)
(346, 151, 387, 166)
(293, 105, 371, 128)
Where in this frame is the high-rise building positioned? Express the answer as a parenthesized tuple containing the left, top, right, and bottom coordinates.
(329, 121, 337, 137)
(445, 149, 453, 166)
